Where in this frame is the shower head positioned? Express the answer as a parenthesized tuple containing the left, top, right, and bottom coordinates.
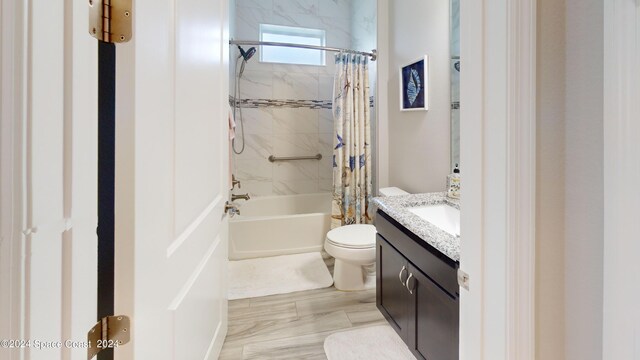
(238, 46, 257, 61)
(237, 46, 256, 78)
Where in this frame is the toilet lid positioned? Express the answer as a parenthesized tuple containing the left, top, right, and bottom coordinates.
(326, 224, 377, 249)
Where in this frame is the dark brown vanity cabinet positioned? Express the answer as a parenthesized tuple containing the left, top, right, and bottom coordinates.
(376, 210, 459, 360)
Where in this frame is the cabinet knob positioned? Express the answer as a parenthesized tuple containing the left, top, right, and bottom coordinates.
(406, 273, 416, 294)
(398, 266, 408, 286)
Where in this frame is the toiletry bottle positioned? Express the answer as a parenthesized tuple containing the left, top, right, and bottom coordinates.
(444, 164, 458, 191)
(448, 164, 461, 199)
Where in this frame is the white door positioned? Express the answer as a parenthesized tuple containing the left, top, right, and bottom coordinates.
(603, 1, 640, 358)
(113, 0, 231, 359)
(1, 0, 99, 359)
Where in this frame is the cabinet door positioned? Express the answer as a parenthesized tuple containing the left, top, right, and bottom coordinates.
(407, 265, 460, 360)
(376, 235, 411, 341)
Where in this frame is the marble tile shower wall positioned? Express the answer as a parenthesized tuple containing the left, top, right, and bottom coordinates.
(450, 0, 460, 168)
(232, 0, 354, 196)
(351, 0, 378, 191)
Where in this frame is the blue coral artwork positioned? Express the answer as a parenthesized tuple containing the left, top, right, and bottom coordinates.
(400, 56, 429, 111)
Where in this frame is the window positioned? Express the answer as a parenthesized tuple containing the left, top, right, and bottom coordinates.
(259, 24, 326, 66)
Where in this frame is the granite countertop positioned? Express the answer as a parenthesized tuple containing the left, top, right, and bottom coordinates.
(372, 192, 461, 262)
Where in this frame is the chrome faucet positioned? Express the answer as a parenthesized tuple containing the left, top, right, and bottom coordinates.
(231, 193, 250, 201)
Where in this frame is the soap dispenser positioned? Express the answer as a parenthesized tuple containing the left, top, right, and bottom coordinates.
(447, 164, 461, 199)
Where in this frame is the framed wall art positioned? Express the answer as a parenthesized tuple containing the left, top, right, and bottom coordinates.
(400, 56, 429, 111)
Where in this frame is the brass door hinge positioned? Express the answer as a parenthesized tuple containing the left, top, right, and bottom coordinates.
(86, 315, 131, 360)
(88, 0, 132, 43)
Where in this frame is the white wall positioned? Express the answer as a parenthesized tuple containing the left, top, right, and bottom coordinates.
(387, 0, 451, 193)
(536, 0, 604, 358)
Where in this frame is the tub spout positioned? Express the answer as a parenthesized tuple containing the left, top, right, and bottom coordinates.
(231, 193, 250, 201)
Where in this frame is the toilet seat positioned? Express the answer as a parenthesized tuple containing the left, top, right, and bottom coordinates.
(326, 224, 376, 249)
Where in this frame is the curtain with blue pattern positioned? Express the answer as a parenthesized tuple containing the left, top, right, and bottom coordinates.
(331, 53, 372, 228)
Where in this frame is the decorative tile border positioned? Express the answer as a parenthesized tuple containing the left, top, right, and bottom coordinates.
(229, 96, 375, 109)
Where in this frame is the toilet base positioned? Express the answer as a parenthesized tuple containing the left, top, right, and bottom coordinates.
(333, 259, 368, 291)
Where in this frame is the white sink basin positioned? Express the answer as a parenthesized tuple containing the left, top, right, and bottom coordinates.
(408, 204, 460, 237)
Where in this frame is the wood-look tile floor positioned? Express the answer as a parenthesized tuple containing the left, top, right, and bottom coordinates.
(219, 257, 386, 360)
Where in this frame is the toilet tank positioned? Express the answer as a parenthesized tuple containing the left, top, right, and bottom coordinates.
(378, 187, 409, 196)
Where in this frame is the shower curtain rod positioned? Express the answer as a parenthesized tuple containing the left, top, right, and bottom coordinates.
(229, 39, 377, 61)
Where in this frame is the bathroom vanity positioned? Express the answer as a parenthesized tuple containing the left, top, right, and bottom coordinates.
(373, 193, 460, 360)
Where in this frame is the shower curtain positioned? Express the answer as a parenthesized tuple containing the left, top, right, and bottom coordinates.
(331, 53, 373, 228)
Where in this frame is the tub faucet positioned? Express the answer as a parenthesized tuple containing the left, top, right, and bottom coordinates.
(231, 193, 250, 201)
(224, 201, 240, 216)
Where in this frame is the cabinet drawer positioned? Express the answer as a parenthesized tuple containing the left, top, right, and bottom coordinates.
(375, 210, 459, 298)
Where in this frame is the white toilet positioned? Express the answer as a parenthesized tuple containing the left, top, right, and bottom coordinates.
(324, 187, 409, 291)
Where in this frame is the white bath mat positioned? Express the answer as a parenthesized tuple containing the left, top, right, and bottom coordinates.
(324, 325, 417, 360)
(228, 252, 333, 300)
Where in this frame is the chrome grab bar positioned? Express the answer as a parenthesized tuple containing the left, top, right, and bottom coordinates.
(268, 154, 322, 162)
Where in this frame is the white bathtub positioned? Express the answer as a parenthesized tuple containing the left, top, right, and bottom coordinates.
(229, 193, 332, 260)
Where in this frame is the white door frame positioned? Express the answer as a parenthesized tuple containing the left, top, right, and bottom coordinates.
(459, 0, 536, 358)
(603, 1, 640, 359)
(0, 0, 27, 351)
(2, 1, 99, 359)
(1, 0, 541, 358)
